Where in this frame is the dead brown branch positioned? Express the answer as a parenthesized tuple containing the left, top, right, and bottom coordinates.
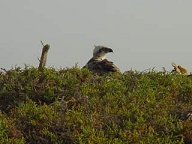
(38, 41, 50, 70)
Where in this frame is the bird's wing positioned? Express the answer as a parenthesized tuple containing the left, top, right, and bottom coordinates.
(91, 59, 120, 74)
(171, 62, 177, 68)
(171, 62, 181, 74)
(83, 58, 94, 69)
(178, 66, 188, 75)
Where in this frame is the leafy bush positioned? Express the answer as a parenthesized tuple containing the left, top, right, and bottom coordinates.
(0, 112, 25, 144)
(0, 67, 191, 143)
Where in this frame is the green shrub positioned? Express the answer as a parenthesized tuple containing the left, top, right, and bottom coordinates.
(0, 67, 191, 143)
(0, 112, 25, 144)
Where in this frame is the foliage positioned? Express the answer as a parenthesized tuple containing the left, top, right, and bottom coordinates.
(0, 67, 192, 143)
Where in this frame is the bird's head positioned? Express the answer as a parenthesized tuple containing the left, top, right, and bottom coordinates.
(93, 45, 113, 60)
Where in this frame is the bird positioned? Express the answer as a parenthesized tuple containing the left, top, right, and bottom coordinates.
(83, 45, 120, 75)
(171, 62, 188, 75)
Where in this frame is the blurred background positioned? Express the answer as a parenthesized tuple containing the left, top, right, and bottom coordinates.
(0, 0, 192, 72)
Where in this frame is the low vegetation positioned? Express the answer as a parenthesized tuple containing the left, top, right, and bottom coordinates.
(0, 66, 192, 143)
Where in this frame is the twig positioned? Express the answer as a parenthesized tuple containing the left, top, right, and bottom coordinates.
(41, 41, 45, 47)
(37, 57, 40, 62)
(0, 68, 7, 72)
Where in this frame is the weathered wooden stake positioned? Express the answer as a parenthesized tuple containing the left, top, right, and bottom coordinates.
(38, 41, 50, 70)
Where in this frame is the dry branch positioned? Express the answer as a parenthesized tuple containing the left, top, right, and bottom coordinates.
(38, 42, 50, 70)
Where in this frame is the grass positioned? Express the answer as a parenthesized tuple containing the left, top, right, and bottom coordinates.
(0, 66, 191, 143)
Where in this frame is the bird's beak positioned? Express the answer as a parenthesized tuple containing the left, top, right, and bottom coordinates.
(109, 48, 113, 53)
(105, 47, 113, 53)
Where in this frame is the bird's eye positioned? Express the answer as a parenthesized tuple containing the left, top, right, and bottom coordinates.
(99, 49, 102, 53)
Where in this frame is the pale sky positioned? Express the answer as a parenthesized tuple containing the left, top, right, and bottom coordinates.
(1, 0, 192, 72)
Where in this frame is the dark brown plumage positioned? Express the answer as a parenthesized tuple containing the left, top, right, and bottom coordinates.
(83, 45, 120, 74)
(84, 58, 120, 74)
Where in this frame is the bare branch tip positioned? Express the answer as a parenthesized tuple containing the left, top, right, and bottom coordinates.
(40, 41, 45, 47)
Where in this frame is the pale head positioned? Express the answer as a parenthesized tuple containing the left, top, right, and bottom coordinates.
(93, 45, 113, 60)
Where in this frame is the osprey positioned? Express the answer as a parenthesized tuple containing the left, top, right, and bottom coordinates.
(84, 45, 120, 74)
